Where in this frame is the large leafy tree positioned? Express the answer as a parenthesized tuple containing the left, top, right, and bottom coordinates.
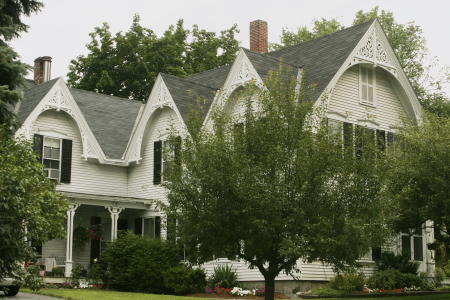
(67, 15, 240, 101)
(0, 127, 69, 282)
(271, 7, 450, 116)
(160, 66, 394, 300)
(0, 0, 42, 131)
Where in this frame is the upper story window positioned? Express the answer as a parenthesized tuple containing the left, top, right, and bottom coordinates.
(359, 65, 376, 106)
(153, 137, 180, 185)
(43, 137, 61, 180)
(33, 134, 72, 183)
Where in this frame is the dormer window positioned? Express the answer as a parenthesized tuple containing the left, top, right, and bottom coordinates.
(359, 65, 376, 106)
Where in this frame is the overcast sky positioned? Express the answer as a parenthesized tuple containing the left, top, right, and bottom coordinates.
(9, 0, 450, 82)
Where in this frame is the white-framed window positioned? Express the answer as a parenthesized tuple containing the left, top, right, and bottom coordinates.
(42, 136, 61, 181)
(359, 65, 376, 106)
(401, 227, 424, 261)
(162, 140, 174, 182)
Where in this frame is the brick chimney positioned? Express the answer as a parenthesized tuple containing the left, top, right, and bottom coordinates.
(34, 56, 52, 84)
(250, 20, 268, 53)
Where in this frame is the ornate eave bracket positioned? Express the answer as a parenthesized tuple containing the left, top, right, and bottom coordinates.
(80, 129, 100, 161)
(228, 61, 259, 96)
(128, 132, 143, 165)
(149, 84, 175, 115)
(349, 28, 399, 79)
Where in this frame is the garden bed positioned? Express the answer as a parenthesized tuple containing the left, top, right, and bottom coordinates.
(298, 290, 450, 298)
(186, 292, 291, 299)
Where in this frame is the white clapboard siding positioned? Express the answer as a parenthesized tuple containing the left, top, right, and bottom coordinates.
(30, 110, 128, 197)
(127, 107, 182, 202)
(328, 66, 405, 131)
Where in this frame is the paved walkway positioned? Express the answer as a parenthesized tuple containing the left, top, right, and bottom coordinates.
(1, 292, 61, 299)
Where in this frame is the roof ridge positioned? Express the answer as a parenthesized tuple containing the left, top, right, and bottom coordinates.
(186, 64, 232, 80)
(160, 73, 218, 90)
(269, 19, 375, 55)
(24, 77, 59, 91)
(241, 47, 302, 68)
(69, 87, 143, 104)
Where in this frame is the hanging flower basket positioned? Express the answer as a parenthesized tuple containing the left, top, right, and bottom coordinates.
(73, 226, 90, 254)
(89, 224, 104, 240)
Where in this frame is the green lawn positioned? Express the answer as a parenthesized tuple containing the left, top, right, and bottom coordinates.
(20, 289, 450, 300)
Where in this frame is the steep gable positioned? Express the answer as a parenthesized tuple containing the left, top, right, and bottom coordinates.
(19, 78, 59, 123)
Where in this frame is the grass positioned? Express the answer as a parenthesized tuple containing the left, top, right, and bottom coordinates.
(20, 289, 450, 300)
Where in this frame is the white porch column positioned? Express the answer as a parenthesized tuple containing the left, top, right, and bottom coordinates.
(64, 203, 80, 278)
(105, 207, 124, 241)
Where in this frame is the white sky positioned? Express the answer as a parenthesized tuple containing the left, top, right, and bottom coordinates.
(9, 0, 450, 83)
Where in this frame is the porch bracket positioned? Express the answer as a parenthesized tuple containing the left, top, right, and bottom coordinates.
(105, 206, 124, 241)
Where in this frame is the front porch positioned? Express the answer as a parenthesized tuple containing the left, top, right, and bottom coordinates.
(34, 192, 164, 277)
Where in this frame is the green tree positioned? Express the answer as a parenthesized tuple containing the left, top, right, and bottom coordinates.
(67, 15, 240, 101)
(271, 7, 450, 116)
(269, 17, 344, 50)
(0, 0, 42, 131)
(390, 112, 450, 237)
(0, 127, 69, 282)
(160, 65, 395, 300)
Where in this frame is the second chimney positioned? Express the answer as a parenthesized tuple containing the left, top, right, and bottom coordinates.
(250, 20, 268, 53)
(34, 56, 52, 84)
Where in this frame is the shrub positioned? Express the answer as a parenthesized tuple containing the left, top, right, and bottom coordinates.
(87, 259, 104, 285)
(70, 264, 86, 285)
(435, 267, 446, 284)
(443, 260, 450, 277)
(328, 273, 365, 293)
(367, 269, 423, 290)
(99, 231, 181, 294)
(52, 267, 64, 277)
(163, 266, 207, 295)
(311, 286, 345, 297)
(376, 251, 420, 275)
(208, 264, 239, 289)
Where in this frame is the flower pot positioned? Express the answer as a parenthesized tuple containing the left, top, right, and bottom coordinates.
(39, 270, 45, 277)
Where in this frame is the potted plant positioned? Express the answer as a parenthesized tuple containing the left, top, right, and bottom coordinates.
(73, 225, 90, 254)
(52, 267, 64, 277)
(89, 224, 104, 240)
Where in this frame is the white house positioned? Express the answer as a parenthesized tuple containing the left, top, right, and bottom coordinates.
(14, 19, 433, 292)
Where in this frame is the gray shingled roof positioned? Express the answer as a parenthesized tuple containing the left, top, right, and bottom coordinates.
(186, 64, 232, 89)
(70, 88, 143, 159)
(19, 78, 59, 122)
(266, 19, 374, 101)
(160, 73, 216, 122)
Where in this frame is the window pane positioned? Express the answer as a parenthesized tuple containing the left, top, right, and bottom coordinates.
(51, 148, 60, 159)
(44, 138, 52, 147)
(368, 87, 374, 104)
(414, 236, 423, 260)
(50, 169, 59, 179)
(402, 235, 411, 256)
(44, 147, 51, 158)
(361, 67, 367, 83)
(362, 85, 367, 101)
(43, 159, 51, 168)
(368, 69, 373, 85)
(52, 139, 60, 149)
(50, 160, 60, 169)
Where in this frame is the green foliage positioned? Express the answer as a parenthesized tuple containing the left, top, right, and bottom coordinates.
(328, 273, 366, 293)
(208, 264, 239, 289)
(15, 265, 45, 291)
(98, 231, 181, 293)
(435, 267, 446, 284)
(443, 261, 450, 277)
(0, 127, 69, 282)
(0, 0, 43, 43)
(162, 266, 207, 295)
(73, 225, 90, 254)
(87, 260, 103, 285)
(376, 252, 421, 275)
(67, 14, 240, 102)
(367, 269, 423, 290)
(71, 264, 86, 285)
(310, 286, 345, 297)
(270, 17, 344, 50)
(52, 267, 64, 277)
(160, 63, 394, 299)
(390, 112, 450, 242)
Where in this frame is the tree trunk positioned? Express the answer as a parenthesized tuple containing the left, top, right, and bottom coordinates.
(264, 273, 276, 300)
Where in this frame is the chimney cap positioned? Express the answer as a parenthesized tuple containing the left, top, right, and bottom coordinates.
(250, 20, 268, 53)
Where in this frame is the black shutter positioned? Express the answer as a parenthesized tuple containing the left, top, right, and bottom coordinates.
(153, 141, 162, 184)
(343, 122, 353, 157)
(388, 132, 395, 148)
(167, 217, 176, 241)
(60, 139, 72, 183)
(377, 130, 386, 152)
(372, 247, 382, 261)
(33, 134, 43, 163)
(414, 236, 423, 260)
(155, 216, 161, 238)
(355, 125, 363, 157)
(174, 136, 181, 165)
(402, 235, 411, 256)
(134, 218, 142, 235)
